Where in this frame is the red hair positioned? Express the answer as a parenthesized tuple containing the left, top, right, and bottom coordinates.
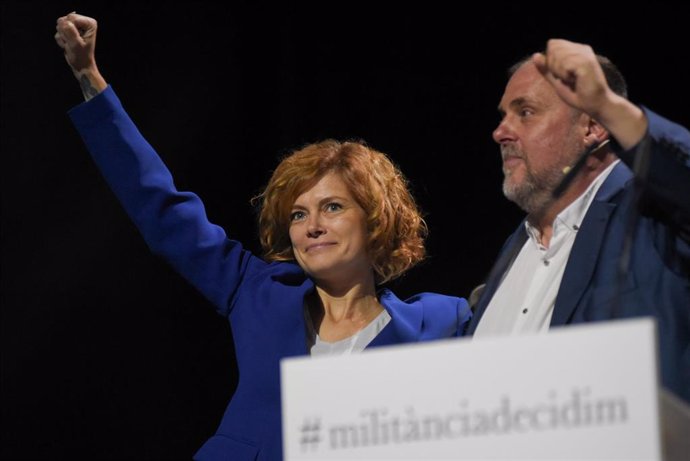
(253, 139, 427, 284)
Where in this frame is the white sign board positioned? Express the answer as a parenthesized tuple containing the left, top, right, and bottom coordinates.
(281, 317, 660, 460)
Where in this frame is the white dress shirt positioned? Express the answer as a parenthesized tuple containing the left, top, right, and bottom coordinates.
(474, 160, 620, 337)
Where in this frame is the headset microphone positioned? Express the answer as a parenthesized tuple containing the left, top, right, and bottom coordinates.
(552, 139, 610, 198)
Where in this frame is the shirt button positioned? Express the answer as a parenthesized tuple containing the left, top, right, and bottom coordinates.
(543, 259, 550, 266)
(522, 308, 528, 314)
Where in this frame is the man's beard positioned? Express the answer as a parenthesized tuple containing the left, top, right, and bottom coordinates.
(501, 144, 571, 215)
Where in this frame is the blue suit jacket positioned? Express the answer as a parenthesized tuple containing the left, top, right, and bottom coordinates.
(69, 87, 471, 461)
(466, 108, 690, 404)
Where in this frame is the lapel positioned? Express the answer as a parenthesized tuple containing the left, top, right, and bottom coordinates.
(551, 162, 632, 325)
(367, 289, 423, 347)
(277, 272, 316, 356)
(466, 226, 528, 334)
(467, 162, 633, 333)
(549, 201, 615, 325)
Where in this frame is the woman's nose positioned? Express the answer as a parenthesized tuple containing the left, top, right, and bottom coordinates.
(306, 215, 325, 237)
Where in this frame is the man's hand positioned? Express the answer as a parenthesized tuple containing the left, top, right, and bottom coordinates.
(534, 38, 647, 150)
(532, 39, 611, 118)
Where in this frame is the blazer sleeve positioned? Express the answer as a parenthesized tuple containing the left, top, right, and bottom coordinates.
(616, 107, 690, 233)
(68, 86, 264, 317)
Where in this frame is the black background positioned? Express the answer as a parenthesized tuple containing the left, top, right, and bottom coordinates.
(2, 2, 689, 459)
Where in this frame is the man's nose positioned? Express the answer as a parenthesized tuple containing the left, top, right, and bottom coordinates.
(492, 117, 516, 145)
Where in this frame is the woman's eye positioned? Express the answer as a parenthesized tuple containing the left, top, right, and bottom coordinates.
(290, 211, 305, 221)
(325, 203, 342, 212)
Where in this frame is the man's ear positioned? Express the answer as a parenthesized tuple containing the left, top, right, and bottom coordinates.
(585, 116, 609, 147)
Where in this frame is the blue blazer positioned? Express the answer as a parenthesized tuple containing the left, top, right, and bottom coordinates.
(69, 87, 472, 461)
(466, 108, 690, 404)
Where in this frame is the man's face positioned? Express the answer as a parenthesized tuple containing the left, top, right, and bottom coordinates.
(493, 62, 588, 214)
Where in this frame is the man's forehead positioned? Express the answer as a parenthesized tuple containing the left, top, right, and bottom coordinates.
(498, 64, 554, 111)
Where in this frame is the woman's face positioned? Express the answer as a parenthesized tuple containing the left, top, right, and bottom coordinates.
(288, 172, 372, 285)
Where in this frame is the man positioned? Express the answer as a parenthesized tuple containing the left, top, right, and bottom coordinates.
(466, 39, 690, 404)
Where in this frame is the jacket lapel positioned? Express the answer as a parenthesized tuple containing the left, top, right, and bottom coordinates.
(466, 226, 528, 334)
(467, 162, 633, 333)
(367, 289, 423, 347)
(551, 162, 632, 325)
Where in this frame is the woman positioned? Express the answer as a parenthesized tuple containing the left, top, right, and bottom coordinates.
(55, 12, 471, 461)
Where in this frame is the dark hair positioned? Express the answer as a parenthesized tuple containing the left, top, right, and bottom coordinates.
(509, 53, 628, 99)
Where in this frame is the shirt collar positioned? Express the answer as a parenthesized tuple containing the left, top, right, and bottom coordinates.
(525, 159, 620, 246)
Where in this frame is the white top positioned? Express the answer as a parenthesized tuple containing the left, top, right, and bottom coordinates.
(474, 160, 620, 338)
(307, 309, 392, 356)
